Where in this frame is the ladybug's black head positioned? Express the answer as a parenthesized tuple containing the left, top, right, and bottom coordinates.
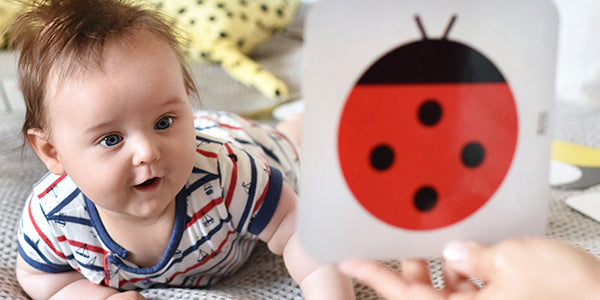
(358, 15, 506, 85)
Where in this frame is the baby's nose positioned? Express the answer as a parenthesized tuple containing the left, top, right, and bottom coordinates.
(132, 136, 160, 166)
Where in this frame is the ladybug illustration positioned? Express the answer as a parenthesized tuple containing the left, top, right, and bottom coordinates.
(338, 15, 518, 230)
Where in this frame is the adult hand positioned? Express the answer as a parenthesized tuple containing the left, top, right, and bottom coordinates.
(339, 258, 455, 300)
(443, 238, 600, 300)
(339, 238, 600, 300)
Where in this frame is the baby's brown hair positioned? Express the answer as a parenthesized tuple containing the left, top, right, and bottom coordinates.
(8, 0, 198, 142)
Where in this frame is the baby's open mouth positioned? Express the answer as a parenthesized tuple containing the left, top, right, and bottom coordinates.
(139, 178, 156, 186)
(135, 177, 160, 189)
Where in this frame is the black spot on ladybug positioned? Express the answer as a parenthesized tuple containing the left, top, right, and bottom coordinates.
(462, 142, 485, 168)
(370, 145, 394, 171)
(419, 99, 442, 126)
(414, 186, 437, 212)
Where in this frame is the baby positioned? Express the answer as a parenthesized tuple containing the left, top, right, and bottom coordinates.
(11, 0, 354, 299)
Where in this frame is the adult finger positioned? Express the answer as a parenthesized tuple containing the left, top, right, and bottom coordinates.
(442, 241, 498, 282)
(339, 259, 449, 300)
(401, 259, 431, 284)
(442, 260, 481, 294)
(341, 259, 454, 300)
(339, 259, 411, 299)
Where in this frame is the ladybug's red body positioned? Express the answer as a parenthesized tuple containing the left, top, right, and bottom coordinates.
(338, 19, 518, 230)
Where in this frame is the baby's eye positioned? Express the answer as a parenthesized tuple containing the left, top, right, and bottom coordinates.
(155, 116, 173, 130)
(100, 134, 123, 147)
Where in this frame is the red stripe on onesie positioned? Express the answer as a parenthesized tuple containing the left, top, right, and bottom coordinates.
(185, 196, 224, 230)
(37, 174, 67, 199)
(103, 255, 111, 286)
(195, 115, 243, 131)
(28, 201, 67, 259)
(271, 130, 299, 160)
(253, 173, 271, 214)
(197, 148, 218, 158)
(224, 143, 238, 209)
(165, 230, 236, 284)
(65, 238, 108, 255)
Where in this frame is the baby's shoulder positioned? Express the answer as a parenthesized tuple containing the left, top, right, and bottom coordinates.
(193, 110, 263, 142)
(31, 173, 84, 213)
(192, 111, 255, 163)
(193, 109, 284, 153)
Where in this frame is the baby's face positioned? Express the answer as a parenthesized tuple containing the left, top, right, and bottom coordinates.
(43, 30, 197, 220)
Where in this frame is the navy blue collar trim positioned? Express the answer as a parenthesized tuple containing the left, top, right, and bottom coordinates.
(84, 188, 188, 273)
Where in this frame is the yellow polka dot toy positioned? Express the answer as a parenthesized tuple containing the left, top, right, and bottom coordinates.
(0, 0, 300, 99)
(146, 0, 300, 99)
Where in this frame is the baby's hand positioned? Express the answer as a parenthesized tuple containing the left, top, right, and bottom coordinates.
(106, 291, 146, 300)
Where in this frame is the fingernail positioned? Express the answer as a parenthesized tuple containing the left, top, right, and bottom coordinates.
(443, 241, 469, 262)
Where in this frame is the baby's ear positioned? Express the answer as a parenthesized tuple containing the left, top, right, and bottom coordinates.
(27, 128, 65, 175)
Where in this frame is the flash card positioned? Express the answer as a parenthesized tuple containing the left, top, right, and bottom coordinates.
(299, 0, 558, 261)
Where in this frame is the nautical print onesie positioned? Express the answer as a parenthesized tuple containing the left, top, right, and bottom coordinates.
(17, 111, 300, 290)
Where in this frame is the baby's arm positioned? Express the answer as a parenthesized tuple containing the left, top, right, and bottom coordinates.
(258, 182, 355, 299)
(16, 254, 144, 300)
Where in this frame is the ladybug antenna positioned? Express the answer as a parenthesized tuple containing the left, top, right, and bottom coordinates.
(414, 15, 428, 40)
(442, 15, 458, 40)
